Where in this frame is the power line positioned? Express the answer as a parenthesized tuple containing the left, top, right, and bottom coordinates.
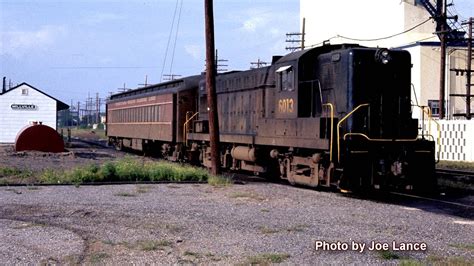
(337, 17, 433, 42)
(51, 66, 159, 69)
(160, 0, 181, 82)
(308, 17, 434, 48)
(168, 0, 183, 78)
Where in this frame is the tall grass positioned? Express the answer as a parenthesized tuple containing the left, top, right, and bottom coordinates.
(37, 157, 212, 185)
(0, 166, 32, 179)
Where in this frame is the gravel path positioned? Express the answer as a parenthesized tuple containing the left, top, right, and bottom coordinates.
(0, 183, 472, 264)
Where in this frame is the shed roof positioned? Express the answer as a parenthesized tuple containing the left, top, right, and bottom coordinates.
(1, 82, 69, 111)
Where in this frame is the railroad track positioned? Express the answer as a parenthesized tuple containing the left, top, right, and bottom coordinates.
(436, 168, 474, 191)
(436, 168, 474, 178)
(69, 137, 110, 149)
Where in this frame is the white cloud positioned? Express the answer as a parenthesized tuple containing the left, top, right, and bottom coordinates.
(0, 25, 67, 57)
(242, 16, 268, 32)
(184, 44, 203, 60)
(238, 9, 272, 33)
(81, 12, 125, 26)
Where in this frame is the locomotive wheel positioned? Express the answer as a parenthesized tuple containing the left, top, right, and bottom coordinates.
(284, 158, 296, 185)
(115, 139, 123, 151)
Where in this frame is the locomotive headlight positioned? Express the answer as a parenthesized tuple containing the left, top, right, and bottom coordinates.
(375, 48, 391, 65)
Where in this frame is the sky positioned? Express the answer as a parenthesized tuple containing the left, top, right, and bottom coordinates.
(0, 0, 473, 107)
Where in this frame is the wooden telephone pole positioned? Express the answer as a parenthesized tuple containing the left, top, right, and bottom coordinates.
(204, 0, 221, 175)
(438, 0, 447, 119)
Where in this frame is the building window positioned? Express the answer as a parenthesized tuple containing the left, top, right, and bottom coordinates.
(428, 100, 440, 117)
(22, 88, 28, 95)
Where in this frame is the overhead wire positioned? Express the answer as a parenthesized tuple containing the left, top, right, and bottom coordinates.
(337, 17, 434, 42)
(160, 0, 180, 82)
(168, 0, 183, 78)
(307, 17, 434, 49)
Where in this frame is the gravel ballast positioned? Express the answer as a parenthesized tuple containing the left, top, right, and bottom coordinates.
(0, 183, 472, 264)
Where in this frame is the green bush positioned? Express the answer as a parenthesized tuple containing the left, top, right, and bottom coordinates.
(39, 169, 64, 184)
(114, 158, 147, 181)
(0, 167, 20, 177)
(99, 162, 116, 181)
(34, 158, 217, 185)
(147, 162, 175, 181)
(0, 166, 32, 179)
(207, 175, 233, 187)
(66, 164, 101, 184)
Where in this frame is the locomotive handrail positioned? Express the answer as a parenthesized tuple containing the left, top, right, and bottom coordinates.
(336, 103, 370, 162)
(421, 106, 441, 163)
(322, 103, 334, 162)
(343, 133, 419, 142)
(183, 111, 199, 147)
(412, 105, 441, 162)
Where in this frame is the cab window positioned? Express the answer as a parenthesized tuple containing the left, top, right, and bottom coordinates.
(276, 65, 294, 91)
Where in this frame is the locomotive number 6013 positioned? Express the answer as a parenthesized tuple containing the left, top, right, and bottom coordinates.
(278, 98, 294, 113)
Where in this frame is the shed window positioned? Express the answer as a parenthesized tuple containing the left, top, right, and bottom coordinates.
(276, 65, 294, 91)
(22, 88, 28, 95)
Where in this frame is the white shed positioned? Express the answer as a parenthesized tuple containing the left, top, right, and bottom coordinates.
(0, 82, 69, 143)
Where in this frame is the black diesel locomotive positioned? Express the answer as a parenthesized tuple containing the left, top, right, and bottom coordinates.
(107, 44, 436, 192)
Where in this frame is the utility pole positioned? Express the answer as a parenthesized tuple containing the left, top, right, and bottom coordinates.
(438, 0, 447, 119)
(285, 17, 306, 52)
(204, 0, 221, 175)
(301, 17, 306, 50)
(215, 49, 228, 73)
(77, 101, 80, 128)
(96, 93, 100, 124)
(163, 74, 182, 81)
(139, 75, 149, 87)
(250, 58, 269, 69)
(467, 17, 472, 120)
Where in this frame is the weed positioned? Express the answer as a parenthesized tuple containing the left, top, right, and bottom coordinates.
(0, 166, 21, 177)
(183, 251, 202, 258)
(399, 259, 423, 266)
(114, 192, 136, 197)
(427, 255, 473, 265)
(137, 240, 172, 251)
(99, 161, 116, 181)
(66, 164, 102, 184)
(286, 224, 308, 232)
(135, 185, 150, 194)
(16, 157, 212, 185)
(378, 250, 400, 260)
(245, 253, 290, 264)
(39, 169, 64, 184)
(115, 158, 147, 181)
(208, 175, 233, 187)
(89, 252, 109, 263)
(230, 191, 263, 201)
(0, 166, 33, 179)
(259, 226, 280, 234)
(147, 162, 175, 181)
(449, 243, 474, 250)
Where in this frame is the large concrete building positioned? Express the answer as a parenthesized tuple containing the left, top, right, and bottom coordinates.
(0, 82, 68, 143)
(300, 0, 474, 161)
